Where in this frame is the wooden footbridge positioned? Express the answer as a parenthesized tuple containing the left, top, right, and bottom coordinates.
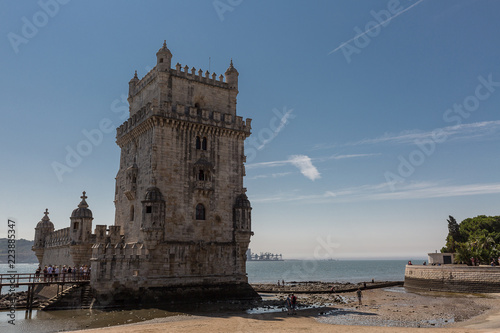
(0, 273, 90, 313)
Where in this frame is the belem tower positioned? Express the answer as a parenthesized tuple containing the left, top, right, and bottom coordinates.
(33, 41, 258, 306)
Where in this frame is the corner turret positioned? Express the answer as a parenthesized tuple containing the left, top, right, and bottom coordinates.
(128, 70, 139, 102)
(225, 59, 239, 90)
(156, 40, 172, 71)
(33, 209, 55, 264)
(70, 191, 94, 244)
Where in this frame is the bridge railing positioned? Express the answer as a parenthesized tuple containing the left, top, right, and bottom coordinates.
(0, 272, 91, 285)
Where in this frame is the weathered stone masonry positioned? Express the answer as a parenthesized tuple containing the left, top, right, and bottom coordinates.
(404, 265, 500, 293)
(90, 41, 256, 305)
(33, 41, 258, 306)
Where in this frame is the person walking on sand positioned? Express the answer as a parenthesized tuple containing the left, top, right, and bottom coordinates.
(285, 294, 292, 315)
(356, 288, 362, 306)
(291, 293, 297, 315)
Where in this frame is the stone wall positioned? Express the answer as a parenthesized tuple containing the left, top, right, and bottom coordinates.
(404, 265, 500, 293)
(41, 246, 73, 268)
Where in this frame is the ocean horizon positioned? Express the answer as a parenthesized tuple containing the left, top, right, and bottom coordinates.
(1, 259, 419, 292)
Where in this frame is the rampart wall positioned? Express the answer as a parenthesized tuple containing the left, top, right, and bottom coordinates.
(404, 265, 500, 293)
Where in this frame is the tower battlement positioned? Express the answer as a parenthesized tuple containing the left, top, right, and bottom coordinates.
(33, 41, 258, 307)
(116, 101, 251, 144)
(131, 63, 230, 96)
(127, 42, 240, 119)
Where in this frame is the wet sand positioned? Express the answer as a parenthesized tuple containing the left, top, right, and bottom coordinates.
(67, 287, 500, 333)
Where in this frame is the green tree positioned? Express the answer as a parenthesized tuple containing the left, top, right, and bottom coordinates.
(443, 215, 500, 265)
(442, 215, 461, 252)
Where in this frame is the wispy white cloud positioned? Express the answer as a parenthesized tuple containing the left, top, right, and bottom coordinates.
(246, 153, 379, 181)
(249, 172, 293, 180)
(247, 155, 320, 181)
(252, 181, 500, 204)
(314, 120, 500, 150)
(247, 153, 378, 169)
(289, 155, 321, 181)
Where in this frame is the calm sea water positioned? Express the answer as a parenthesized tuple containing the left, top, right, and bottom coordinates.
(0, 260, 415, 332)
(247, 259, 411, 283)
(1, 259, 412, 291)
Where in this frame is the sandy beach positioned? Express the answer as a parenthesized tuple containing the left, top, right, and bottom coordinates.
(67, 286, 500, 333)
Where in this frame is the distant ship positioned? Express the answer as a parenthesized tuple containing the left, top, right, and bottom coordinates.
(246, 249, 284, 261)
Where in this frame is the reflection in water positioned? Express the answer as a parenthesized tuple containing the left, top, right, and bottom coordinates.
(0, 308, 182, 333)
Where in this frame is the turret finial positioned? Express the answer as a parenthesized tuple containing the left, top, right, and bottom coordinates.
(163, 40, 167, 48)
(134, 70, 138, 78)
(78, 191, 89, 208)
(42, 208, 50, 221)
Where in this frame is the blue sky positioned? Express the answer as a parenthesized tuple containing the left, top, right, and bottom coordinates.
(1, 0, 500, 259)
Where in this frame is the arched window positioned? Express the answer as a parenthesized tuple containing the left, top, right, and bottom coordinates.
(159, 58, 164, 63)
(195, 136, 201, 149)
(196, 204, 205, 220)
(198, 170, 205, 181)
(130, 205, 134, 221)
(202, 137, 207, 150)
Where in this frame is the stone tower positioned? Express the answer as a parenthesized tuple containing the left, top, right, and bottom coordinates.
(32, 209, 54, 264)
(31, 192, 96, 268)
(69, 191, 94, 267)
(90, 41, 257, 306)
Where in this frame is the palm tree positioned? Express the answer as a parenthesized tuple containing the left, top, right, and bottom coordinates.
(454, 242, 473, 265)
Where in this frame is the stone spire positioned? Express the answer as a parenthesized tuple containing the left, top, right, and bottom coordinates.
(79, 191, 88, 208)
(225, 59, 239, 90)
(42, 208, 50, 221)
(156, 40, 172, 70)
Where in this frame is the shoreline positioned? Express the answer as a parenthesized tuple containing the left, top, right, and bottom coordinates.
(62, 284, 500, 333)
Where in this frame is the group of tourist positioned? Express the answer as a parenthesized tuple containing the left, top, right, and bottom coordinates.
(34, 264, 91, 282)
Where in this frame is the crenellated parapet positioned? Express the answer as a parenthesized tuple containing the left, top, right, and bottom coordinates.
(91, 242, 149, 260)
(44, 227, 71, 248)
(116, 101, 251, 145)
(129, 63, 232, 100)
(172, 63, 230, 88)
(93, 225, 122, 244)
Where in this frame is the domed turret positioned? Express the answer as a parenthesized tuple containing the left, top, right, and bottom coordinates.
(233, 192, 252, 233)
(36, 208, 55, 231)
(34, 209, 55, 251)
(235, 193, 251, 209)
(128, 70, 139, 100)
(70, 191, 94, 244)
(156, 40, 172, 71)
(141, 186, 165, 246)
(144, 187, 163, 202)
(33, 208, 55, 265)
(71, 191, 93, 218)
(225, 59, 239, 90)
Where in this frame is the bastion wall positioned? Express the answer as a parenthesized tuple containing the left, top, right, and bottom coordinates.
(404, 265, 500, 293)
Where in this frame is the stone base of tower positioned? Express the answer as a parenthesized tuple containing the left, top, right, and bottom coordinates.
(91, 281, 260, 309)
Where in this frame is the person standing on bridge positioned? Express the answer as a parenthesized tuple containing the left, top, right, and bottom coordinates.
(54, 265, 59, 281)
(35, 266, 41, 282)
(47, 265, 53, 282)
